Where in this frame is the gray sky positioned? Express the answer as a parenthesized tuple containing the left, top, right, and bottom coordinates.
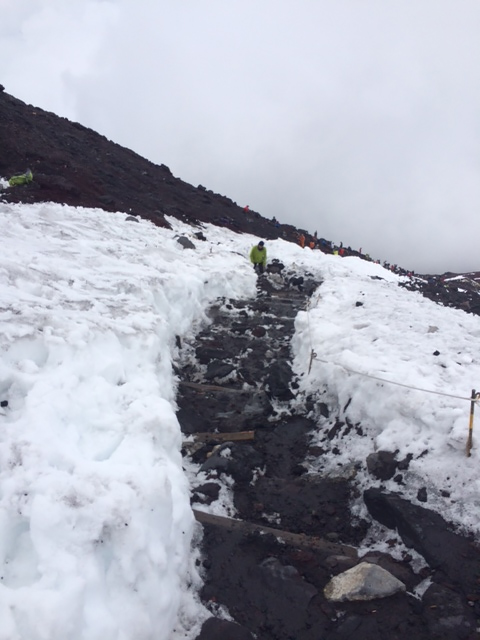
(1, 0, 480, 273)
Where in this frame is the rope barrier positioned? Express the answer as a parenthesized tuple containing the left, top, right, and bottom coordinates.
(309, 351, 474, 403)
(303, 303, 479, 456)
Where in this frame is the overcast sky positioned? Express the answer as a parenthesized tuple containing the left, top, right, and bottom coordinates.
(1, 0, 479, 273)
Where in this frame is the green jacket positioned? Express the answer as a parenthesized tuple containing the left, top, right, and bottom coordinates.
(250, 244, 267, 266)
(9, 169, 33, 187)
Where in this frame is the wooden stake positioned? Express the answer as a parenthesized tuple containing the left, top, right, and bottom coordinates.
(466, 388, 476, 457)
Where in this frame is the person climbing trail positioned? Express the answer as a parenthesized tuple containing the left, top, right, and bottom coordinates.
(249, 240, 267, 274)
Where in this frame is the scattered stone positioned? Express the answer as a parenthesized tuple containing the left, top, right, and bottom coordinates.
(125, 215, 139, 222)
(327, 420, 343, 440)
(200, 443, 263, 483)
(195, 344, 229, 364)
(204, 360, 235, 381)
(251, 325, 266, 337)
(176, 236, 196, 249)
(397, 452, 413, 470)
(323, 561, 406, 602)
(195, 482, 221, 500)
(366, 450, 398, 480)
(319, 402, 329, 418)
(265, 361, 294, 401)
(417, 487, 428, 502)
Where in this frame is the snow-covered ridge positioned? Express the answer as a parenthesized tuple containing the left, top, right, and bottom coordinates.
(0, 202, 256, 640)
(292, 255, 480, 535)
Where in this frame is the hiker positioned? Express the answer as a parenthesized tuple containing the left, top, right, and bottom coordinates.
(249, 240, 267, 274)
(8, 168, 33, 187)
(298, 233, 305, 248)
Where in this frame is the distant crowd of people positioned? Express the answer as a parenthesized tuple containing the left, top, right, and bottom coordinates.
(242, 205, 415, 278)
(294, 232, 415, 277)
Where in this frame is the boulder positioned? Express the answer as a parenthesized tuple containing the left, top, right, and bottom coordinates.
(324, 561, 406, 602)
(363, 488, 480, 594)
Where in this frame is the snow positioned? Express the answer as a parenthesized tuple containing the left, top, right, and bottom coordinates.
(0, 197, 479, 638)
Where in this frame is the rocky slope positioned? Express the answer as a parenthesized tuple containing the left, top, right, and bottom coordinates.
(0, 88, 300, 244)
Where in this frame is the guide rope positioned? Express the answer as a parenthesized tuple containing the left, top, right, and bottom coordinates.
(303, 300, 479, 456)
(310, 352, 474, 403)
(304, 300, 477, 403)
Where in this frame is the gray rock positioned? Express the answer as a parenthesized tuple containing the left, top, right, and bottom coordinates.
(324, 561, 406, 602)
(176, 236, 196, 249)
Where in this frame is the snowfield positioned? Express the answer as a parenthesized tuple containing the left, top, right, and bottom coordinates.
(0, 199, 479, 639)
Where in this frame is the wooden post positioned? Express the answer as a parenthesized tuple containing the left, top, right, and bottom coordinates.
(466, 389, 476, 457)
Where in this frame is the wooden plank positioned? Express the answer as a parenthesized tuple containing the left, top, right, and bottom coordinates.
(179, 381, 247, 394)
(193, 509, 357, 558)
(189, 430, 255, 443)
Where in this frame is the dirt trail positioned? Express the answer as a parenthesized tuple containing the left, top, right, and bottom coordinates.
(177, 266, 479, 640)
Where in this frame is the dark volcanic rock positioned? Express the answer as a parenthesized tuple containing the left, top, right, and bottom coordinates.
(205, 360, 235, 381)
(366, 450, 398, 481)
(363, 488, 480, 594)
(200, 443, 263, 483)
(265, 360, 295, 401)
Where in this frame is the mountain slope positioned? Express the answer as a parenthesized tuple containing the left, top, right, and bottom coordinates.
(0, 89, 300, 242)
